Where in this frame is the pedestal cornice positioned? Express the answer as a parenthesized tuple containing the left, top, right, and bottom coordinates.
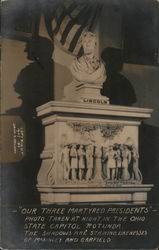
(36, 100, 153, 120)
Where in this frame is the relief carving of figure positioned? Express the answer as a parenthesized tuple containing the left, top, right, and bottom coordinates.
(131, 145, 142, 181)
(94, 146, 103, 181)
(77, 145, 86, 181)
(115, 147, 122, 180)
(70, 144, 78, 181)
(60, 145, 71, 181)
(85, 144, 94, 181)
(70, 32, 106, 85)
(121, 145, 131, 180)
(105, 145, 116, 180)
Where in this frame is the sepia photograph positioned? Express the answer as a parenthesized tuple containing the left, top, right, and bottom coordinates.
(1, 0, 159, 249)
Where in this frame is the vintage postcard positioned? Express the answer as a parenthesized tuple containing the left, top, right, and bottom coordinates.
(1, 0, 159, 249)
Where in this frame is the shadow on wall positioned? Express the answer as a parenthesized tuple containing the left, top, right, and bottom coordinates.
(101, 47, 136, 106)
(6, 36, 54, 204)
(139, 123, 159, 204)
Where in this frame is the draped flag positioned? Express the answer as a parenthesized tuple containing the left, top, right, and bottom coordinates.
(43, 0, 103, 56)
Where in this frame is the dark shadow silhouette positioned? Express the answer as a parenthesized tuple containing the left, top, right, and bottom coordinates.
(139, 123, 159, 204)
(100, 47, 136, 106)
(6, 36, 54, 204)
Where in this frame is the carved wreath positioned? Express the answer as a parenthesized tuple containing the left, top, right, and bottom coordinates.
(67, 122, 124, 140)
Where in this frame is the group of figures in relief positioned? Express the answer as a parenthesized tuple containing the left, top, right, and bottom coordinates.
(60, 142, 142, 183)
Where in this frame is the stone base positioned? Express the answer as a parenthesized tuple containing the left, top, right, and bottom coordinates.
(36, 101, 153, 205)
(37, 184, 153, 205)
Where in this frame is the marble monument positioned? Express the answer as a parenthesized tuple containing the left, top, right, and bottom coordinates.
(36, 32, 153, 204)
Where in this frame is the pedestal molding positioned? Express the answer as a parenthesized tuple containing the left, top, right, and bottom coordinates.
(37, 184, 153, 204)
(42, 115, 141, 126)
(36, 101, 153, 120)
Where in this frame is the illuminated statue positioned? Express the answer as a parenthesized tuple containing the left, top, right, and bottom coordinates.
(70, 32, 106, 85)
(121, 145, 131, 181)
(85, 144, 94, 181)
(60, 145, 71, 181)
(131, 145, 142, 181)
(70, 144, 78, 181)
(105, 145, 116, 180)
(94, 146, 103, 181)
(77, 145, 85, 181)
(115, 147, 122, 180)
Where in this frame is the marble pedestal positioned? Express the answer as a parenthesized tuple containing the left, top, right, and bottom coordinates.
(36, 101, 153, 204)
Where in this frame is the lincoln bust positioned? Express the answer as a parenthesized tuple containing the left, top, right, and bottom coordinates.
(70, 31, 106, 85)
